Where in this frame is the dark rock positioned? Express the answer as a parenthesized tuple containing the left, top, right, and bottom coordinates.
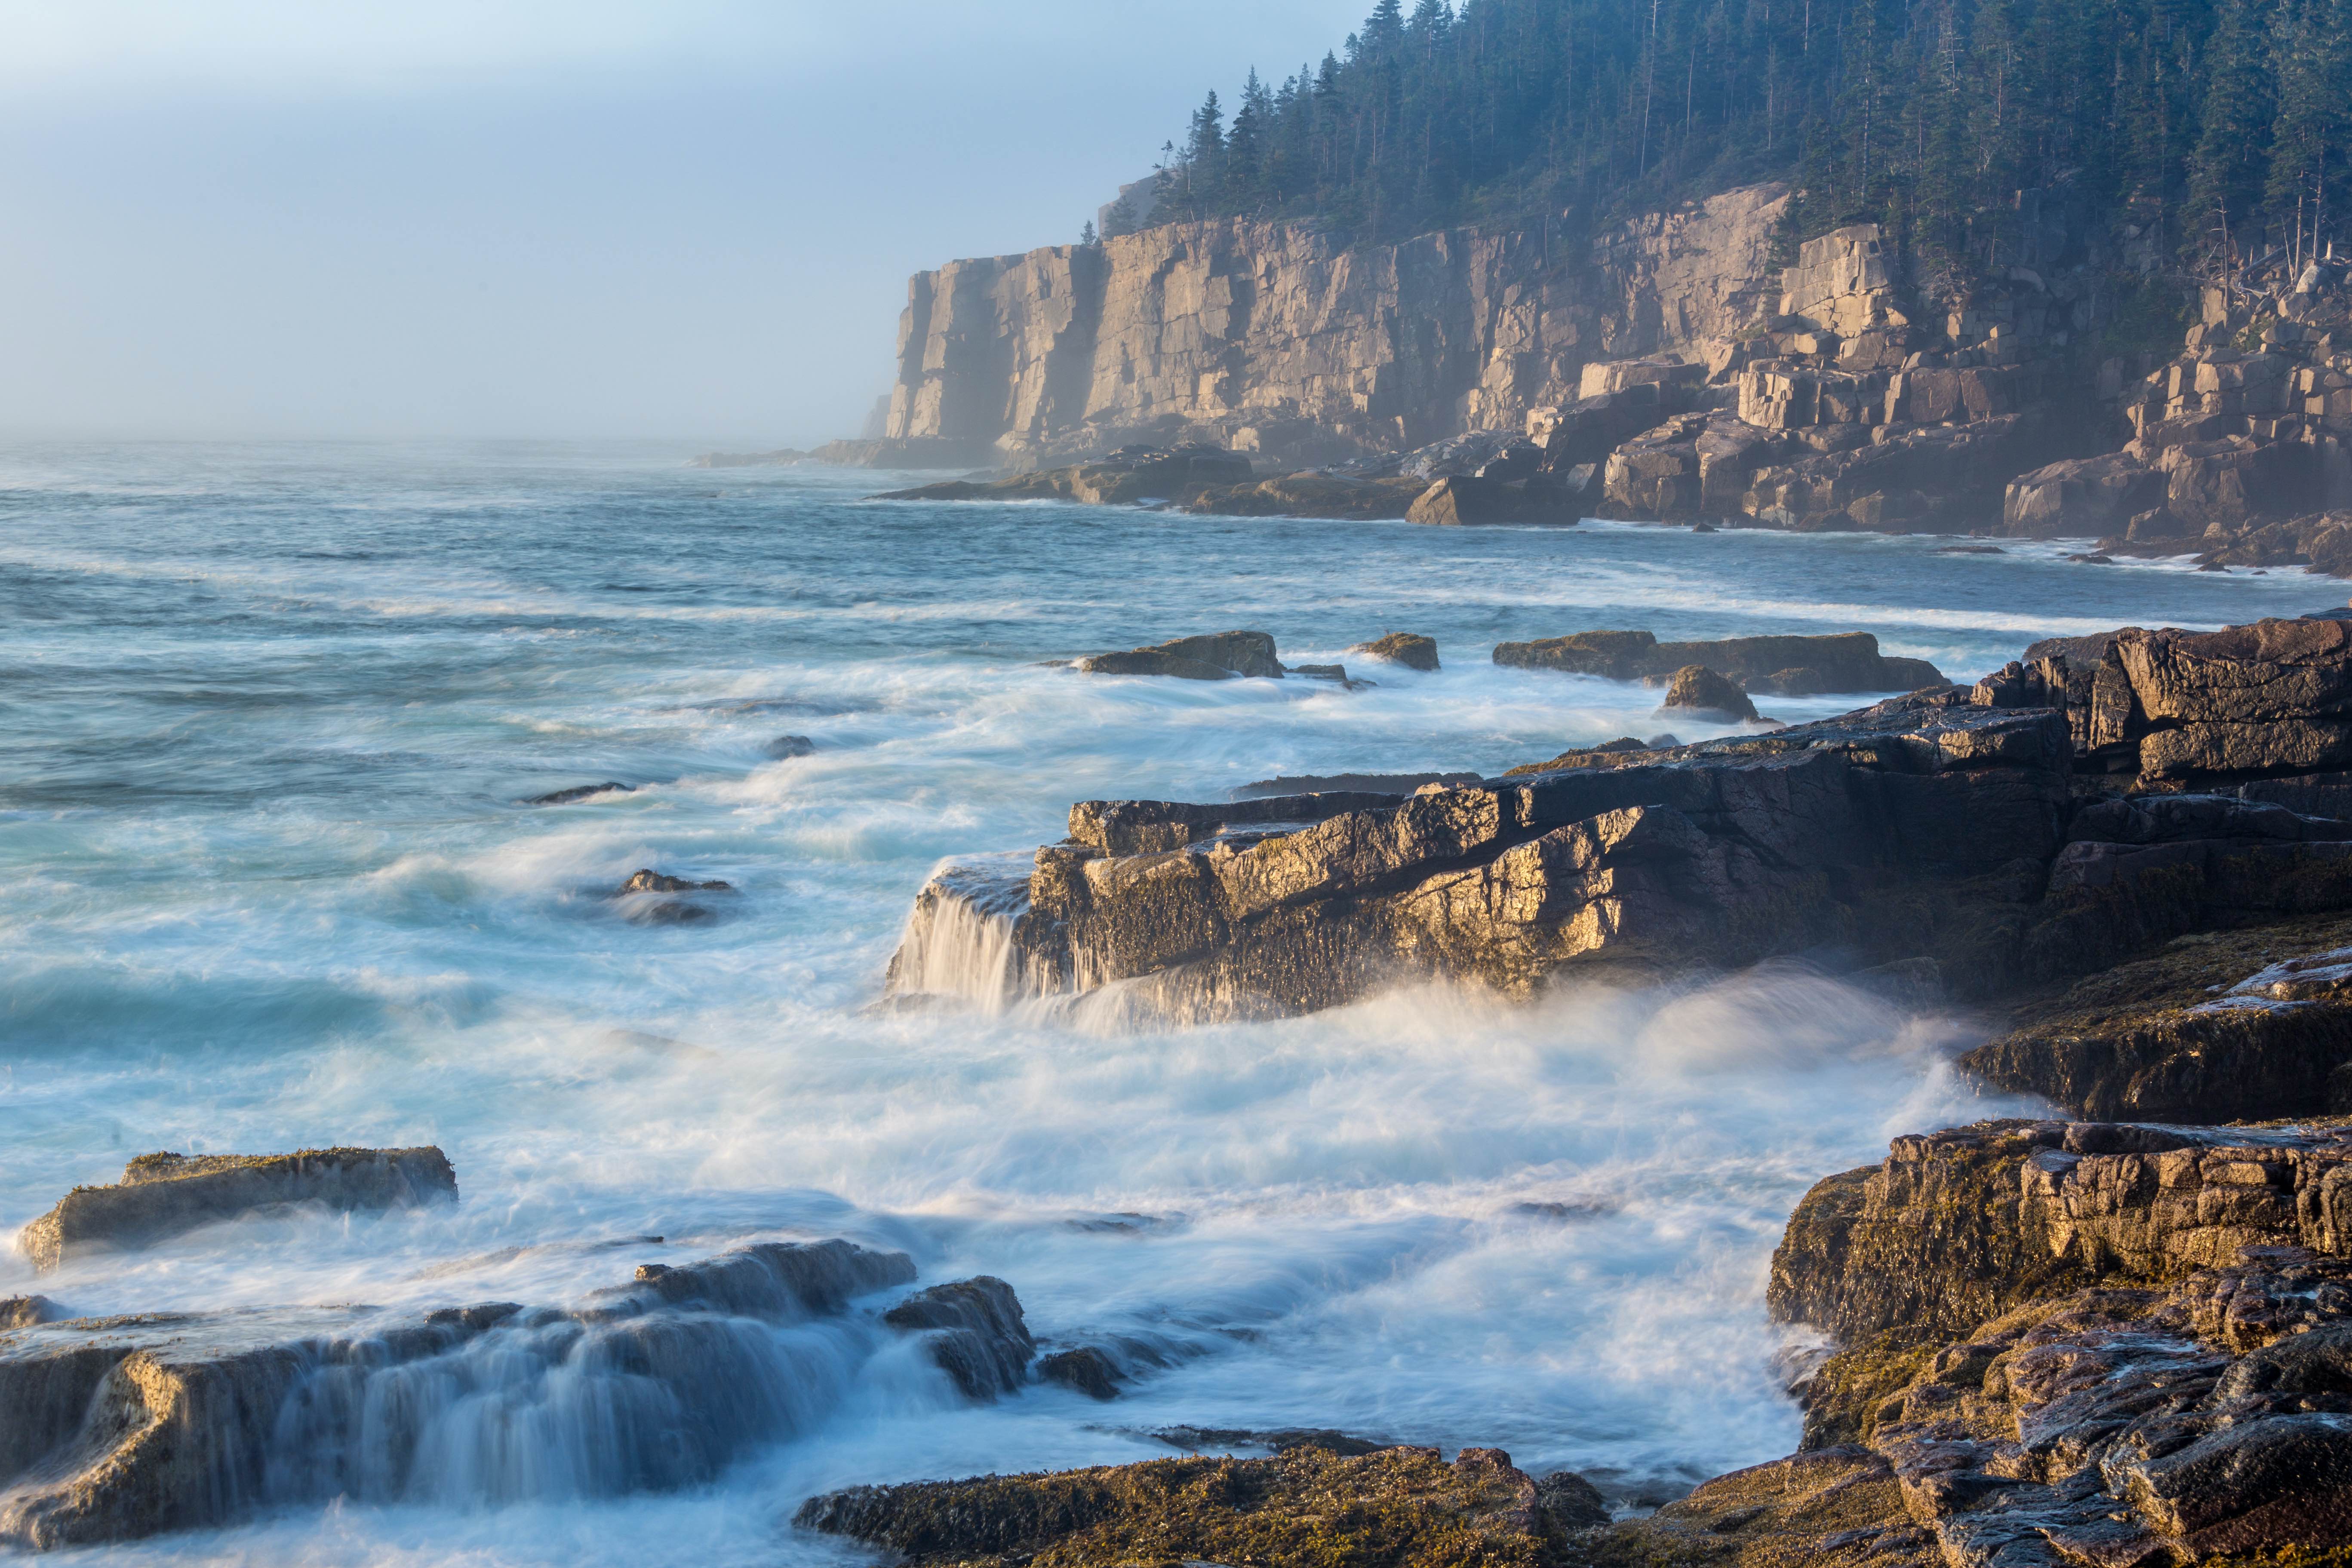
(764, 734, 815, 759)
(1657, 664, 1760, 722)
(1350, 632, 1439, 671)
(19, 1148, 458, 1273)
(793, 1442, 1559, 1567)
(1036, 1346, 1122, 1400)
(524, 782, 634, 806)
(1233, 772, 1479, 799)
(2003, 452, 2166, 538)
(1534, 1468, 1611, 1529)
(1185, 473, 1424, 519)
(0, 1298, 59, 1329)
(882, 1277, 1035, 1400)
(1077, 631, 1283, 680)
(1492, 628, 1944, 693)
(1405, 475, 1522, 526)
(1962, 914, 2352, 1121)
(618, 870, 733, 896)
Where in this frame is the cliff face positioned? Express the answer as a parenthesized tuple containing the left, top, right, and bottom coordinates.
(884, 184, 1788, 468)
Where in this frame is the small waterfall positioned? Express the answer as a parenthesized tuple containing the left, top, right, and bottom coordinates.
(885, 857, 1055, 1013)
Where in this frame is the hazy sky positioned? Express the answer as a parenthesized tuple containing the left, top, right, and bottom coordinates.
(0, 1, 1369, 445)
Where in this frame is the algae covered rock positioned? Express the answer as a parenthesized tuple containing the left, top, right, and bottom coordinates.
(794, 1442, 1597, 1567)
(18, 1148, 458, 1273)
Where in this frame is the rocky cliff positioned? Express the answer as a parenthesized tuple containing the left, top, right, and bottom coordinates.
(882, 184, 1789, 470)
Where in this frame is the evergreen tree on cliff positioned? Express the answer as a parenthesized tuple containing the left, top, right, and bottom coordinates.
(1125, 0, 2352, 280)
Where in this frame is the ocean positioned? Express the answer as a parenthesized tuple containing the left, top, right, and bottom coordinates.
(0, 440, 2334, 1565)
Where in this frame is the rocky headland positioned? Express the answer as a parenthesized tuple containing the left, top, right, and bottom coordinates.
(850, 198, 2352, 578)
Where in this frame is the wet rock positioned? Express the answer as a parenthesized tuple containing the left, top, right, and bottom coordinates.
(1349, 632, 1439, 671)
(764, 734, 815, 759)
(0, 1298, 57, 1330)
(523, 782, 634, 806)
(1076, 630, 1283, 680)
(1657, 663, 1760, 723)
(618, 870, 733, 896)
(882, 1277, 1035, 1400)
(1492, 627, 1943, 693)
(0, 1237, 919, 1547)
(1036, 1345, 1121, 1400)
(18, 1148, 458, 1273)
(793, 1442, 1565, 1567)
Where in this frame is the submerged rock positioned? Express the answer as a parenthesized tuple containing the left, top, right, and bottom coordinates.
(18, 1148, 458, 1273)
(795, 1443, 1597, 1567)
(1076, 630, 1285, 681)
(882, 1276, 1035, 1400)
(1656, 663, 1760, 722)
(1035, 1345, 1121, 1400)
(1349, 631, 1439, 671)
(523, 781, 634, 806)
(0, 1238, 919, 1547)
(764, 734, 816, 759)
(617, 869, 733, 896)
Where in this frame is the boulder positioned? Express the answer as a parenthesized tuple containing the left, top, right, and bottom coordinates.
(1349, 632, 1439, 671)
(1076, 630, 1284, 680)
(1656, 664, 1759, 722)
(1035, 1346, 1122, 1400)
(1405, 475, 1518, 526)
(0, 1298, 58, 1329)
(881, 1277, 1035, 1400)
(19, 1148, 458, 1273)
(764, 734, 816, 759)
(2002, 452, 2165, 538)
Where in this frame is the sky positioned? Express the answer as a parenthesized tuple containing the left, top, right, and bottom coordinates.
(0, 1, 1371, 446)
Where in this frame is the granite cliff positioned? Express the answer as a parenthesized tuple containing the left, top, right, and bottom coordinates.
(880, 184, 1790, 471)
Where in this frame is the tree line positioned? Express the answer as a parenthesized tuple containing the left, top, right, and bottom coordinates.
(1105, 0, 2351, 283)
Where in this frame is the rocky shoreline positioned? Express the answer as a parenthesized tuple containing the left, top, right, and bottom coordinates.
(18, 613, 2352, 1558)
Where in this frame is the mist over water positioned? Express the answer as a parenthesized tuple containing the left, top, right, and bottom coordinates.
(0, 441, 2336, 1564)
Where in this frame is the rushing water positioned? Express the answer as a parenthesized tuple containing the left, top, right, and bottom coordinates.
(0, 440, 2340, 1565)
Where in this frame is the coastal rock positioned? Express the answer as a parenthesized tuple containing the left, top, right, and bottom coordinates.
(1185, 473, 1423, 518)
(881, 1277, 1035, 1400)
(618, 870, 733, 896)
(1657, 664, 1759, 723)
(0, 1298, 58, 1330)
(18, 1148, 458, 1273)
(882, 185, 1790, 469)
(1347, 632, 1439, 671)
(523, 782, 633, 806)
(1405, 475, 1524, 526)
(1233, 771, 1478, 798)
(764, 734, 816, 759)
(0, 1238, 919, 1547)
(1962, 915, 2352, 1121)
(1491, 628, 1943, 694)
(794, 1442, 1588, 1567)
(1076, 631, 1284, 681)
(893, 701, 2084, 1024)
(1035, 1345, 1122, 1400)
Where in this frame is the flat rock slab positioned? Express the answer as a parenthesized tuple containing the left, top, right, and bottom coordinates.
(19, 1147, 458, 1272)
